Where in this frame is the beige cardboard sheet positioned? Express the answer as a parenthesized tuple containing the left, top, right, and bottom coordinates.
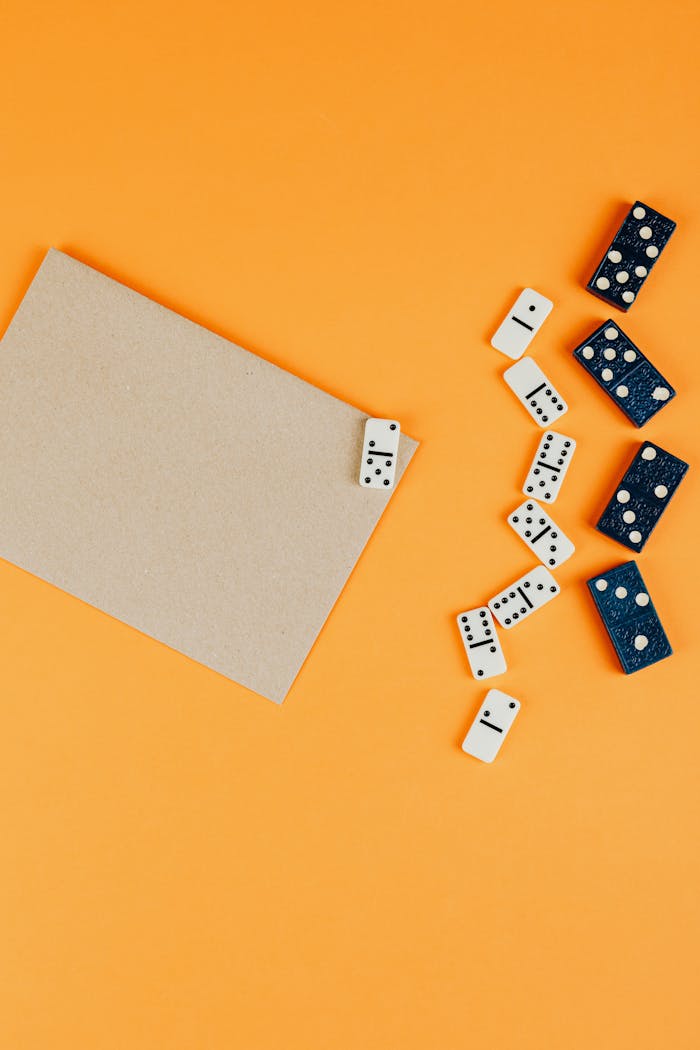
(0, 250, 417, 702)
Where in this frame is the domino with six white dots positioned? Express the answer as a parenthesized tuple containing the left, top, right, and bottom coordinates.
(587, 561, 672, 674)
(596, 441, 689, 553)
(573, 320, 675, 427)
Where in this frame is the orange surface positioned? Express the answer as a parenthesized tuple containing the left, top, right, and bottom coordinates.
(1, 2, 699, 1048)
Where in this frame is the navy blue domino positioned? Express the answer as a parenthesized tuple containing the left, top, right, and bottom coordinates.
(596, 442, 688, 553)
(587, 200, 676, 311)
(587, 561, 672, 674)
(573, 320, 675, 427)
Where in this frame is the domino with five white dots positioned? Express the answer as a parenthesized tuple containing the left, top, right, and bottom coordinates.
(596, 441, 689, 552)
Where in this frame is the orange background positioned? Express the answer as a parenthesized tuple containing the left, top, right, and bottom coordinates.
(1, 2, 698, 1048)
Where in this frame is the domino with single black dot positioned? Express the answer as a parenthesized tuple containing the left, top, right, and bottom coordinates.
(359, 418, 400, 489)
(488, 564, 560, 629)
(587, 201, 676, 311)
(522, 431, 577, 504)
(596, 441, 689, 553)
(587, 561, 672, 674)
(573, 320, 675, 427)
(455, 606, 507, 680)
(491, 288, 553, 359)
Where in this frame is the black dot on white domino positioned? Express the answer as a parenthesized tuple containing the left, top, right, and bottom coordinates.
(460, 610, 498, 677)
(360, 420, 399, 488)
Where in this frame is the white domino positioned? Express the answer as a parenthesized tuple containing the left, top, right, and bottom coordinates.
(359, 418, 400, 489)
(491, 288, 553, 360)
(488, 565, 560, 629)
(522, 430, 576, 504)
(462, 689, 521, 763)
(503, 357, 568, 427)
(455, 606, 507, 681)
(507, 500, 575, 569)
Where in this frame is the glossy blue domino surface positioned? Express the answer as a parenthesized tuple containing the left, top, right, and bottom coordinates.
(587, 201, 676, 311)
(573, 320, 675, 427)
(587, 561, 672, 674)
(596, 441, 689, 553)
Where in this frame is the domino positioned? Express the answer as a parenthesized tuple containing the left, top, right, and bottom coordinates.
(587, 201, 676, 311)
(596, 441, 689, 553)
(522, 431, 576, 504)
(359, 418, 400, 489)
(587, 561, 672, 674)
(503, 357, 568, 428)
(488, 565, 559, 629)
(572, 320, 675, 427)
(507, 500, 575, 569)
(462, 689, 521, 763)
(456, 606, 507, 680)
(491, 288, 553, 359)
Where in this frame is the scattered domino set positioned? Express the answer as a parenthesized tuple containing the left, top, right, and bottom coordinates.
(358, 199, 687, 764)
